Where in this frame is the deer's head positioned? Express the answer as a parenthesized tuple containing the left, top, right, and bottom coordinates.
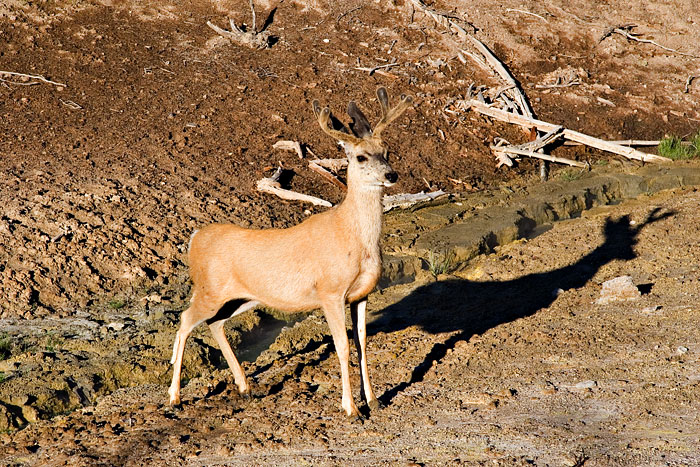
(313, 87, 413, 189)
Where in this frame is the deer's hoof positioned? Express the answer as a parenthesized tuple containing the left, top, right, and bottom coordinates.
(368, 398, 384, 411)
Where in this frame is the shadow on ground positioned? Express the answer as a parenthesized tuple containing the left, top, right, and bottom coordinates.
(372, 208, 673, 407)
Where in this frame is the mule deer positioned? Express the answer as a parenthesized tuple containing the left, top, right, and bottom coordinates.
(168, 87, 413, 417)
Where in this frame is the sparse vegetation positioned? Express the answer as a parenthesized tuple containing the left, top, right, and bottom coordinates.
(658, 131, 700, 160)
(0, 372, 6, 384)
(44, 332, 63, 353)
(560, 169, 584, 182)
(108, 299, 126, 310)
(0, 333, 10, 360)
(426, 250, 454, 277)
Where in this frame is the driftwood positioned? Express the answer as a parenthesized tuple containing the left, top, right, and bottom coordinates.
(467, 36, 533, 119)
(273, 140, 304, 159)
(383, 190, 447, 212)
(491, 126, 586, 168)
(312, 158, 348, 172)
(308, 159, 347, 191)
(207, 0, 270, 50)
(493, 146, 587, 168)
(564, 139, 662, 147)
(461, 99, 672, 163)
(257, 166, 447, 212)
(256, 167, 332, 207)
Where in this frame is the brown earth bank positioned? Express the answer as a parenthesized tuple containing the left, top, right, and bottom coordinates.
(1, 0, 700, 465)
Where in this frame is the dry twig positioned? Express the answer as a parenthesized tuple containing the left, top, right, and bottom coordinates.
(505, 9, 548, 22)
(0, 71, 66, 87)
(354, 62, 399, 76)
(59, 99, 82, 110)
(601, 25, 699, 58)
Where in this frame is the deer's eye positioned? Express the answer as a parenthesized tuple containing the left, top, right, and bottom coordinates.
(356, 155, 368, 162)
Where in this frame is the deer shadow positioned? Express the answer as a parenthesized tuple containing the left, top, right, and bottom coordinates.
(371, 208, 673, 407)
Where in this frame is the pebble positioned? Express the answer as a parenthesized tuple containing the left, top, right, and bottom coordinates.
(574, 380, 597, 390)
(677, 346, 689, 355)
(106, 322, 125, 331)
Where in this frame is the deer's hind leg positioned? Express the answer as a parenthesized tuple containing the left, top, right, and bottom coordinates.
(169, 295, 217, 405)
(207, 299, 260, 395)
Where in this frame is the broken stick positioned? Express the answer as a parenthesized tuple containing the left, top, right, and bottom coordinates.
(273, 140, 304, 159)
(383, 190, 447, 212)
(256, 167, 332, 207)
(467, 36, 533, 118)
(308, 159, 347, 191)
(493, 146, 587, 168)
(0, 71, 66, 87)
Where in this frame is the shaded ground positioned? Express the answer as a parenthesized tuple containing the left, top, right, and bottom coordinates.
(1, 0, 700, 465)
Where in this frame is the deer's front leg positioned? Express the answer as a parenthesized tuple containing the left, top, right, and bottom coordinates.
(351, 299, 380, 410)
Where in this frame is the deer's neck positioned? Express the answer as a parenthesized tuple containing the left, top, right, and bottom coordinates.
(338, 183, 384, 253)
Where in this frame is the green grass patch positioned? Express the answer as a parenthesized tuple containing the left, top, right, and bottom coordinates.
(658, 131, 700, 160)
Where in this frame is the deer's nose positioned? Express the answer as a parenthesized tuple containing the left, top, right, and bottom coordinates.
(385, 172, 398, 183)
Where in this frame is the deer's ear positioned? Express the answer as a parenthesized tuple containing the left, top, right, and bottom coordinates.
(347, 101, 372, 138)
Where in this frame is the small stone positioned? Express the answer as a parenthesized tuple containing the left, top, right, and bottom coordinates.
(677, 346, 689, 355)
(596, 276, 641, 304)
(107, 322, 125, 331)
(574, 380, 597, 390)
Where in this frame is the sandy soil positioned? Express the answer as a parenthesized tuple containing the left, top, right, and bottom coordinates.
(1, 0, 699, 465)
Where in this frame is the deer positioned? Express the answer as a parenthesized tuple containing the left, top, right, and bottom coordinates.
(168, 87, 413, 418)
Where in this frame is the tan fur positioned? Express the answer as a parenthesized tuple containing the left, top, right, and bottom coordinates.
(168, 88, 412, 417)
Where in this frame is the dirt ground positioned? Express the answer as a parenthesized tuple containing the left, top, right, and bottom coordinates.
(1, 0, 700, 465)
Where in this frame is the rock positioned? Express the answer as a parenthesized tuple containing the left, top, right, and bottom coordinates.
(574, 380, 597, 390)
(106, 322, 125, 331)
(596, 276, 641, 304)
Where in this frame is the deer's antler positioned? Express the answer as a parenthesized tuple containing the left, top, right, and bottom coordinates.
(373, 87, 413, 139)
